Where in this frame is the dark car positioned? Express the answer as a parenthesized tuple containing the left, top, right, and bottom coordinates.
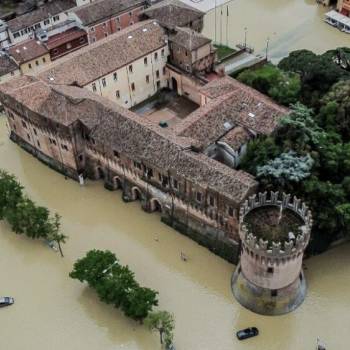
(236, 327, 259, 340)
(0, 297, 14, 307)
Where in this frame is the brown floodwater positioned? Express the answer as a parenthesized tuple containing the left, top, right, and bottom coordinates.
(0, 116, 349, 350)
(203, 0, 350, 61)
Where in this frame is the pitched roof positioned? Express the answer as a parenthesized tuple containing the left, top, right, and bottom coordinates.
(9, 39, 49, 64)
(7, 0, 76, 33)
(37, 20, 167, 86)
(0, 55, 19, 77)
(142, 0, 204, 30)
(219, 126, 251, 151)
(73, 0, 145, 26)
(0, 75, 257, 204)
(170, 26, 211, 51)
(46, 28, 87, 50)
(174, 76, 288, 149)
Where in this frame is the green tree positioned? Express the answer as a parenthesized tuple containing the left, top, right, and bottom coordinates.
(47, 213, 67, 257)
(121, 286, 159, 322)
(317, 80, 350, 141)
(0, 170, 23, 219)
(257, 151, 313, 188)
(5, 197, 52, 239)
(336, 203, 350, 237)
(237, 64, 301, 105)
(69, 249, 117, 288)
(278, 49, 350, 107)
(145, 311, 175, 348)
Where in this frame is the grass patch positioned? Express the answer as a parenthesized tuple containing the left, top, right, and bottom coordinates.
(214, 44, 236, 60)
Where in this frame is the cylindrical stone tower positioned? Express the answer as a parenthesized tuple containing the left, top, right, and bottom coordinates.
(232, 191, 312, 315)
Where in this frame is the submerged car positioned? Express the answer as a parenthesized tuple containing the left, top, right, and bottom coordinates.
(0, 297, 14, 307)
(236, 327, 259, 340)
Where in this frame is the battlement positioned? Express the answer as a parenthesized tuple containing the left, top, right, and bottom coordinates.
(239, 192, 312, 258)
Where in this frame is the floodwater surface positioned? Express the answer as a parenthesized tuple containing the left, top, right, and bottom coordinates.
(0, 117, 349, 350)
(203, 0, 350, 61)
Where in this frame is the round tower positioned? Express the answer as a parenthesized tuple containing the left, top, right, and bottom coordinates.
(231, 191, 312, 315)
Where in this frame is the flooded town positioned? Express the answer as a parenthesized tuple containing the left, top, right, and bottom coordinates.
(0, 0, 350, 350)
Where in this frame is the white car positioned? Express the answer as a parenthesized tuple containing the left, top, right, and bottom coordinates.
(0, 297, 14, 307)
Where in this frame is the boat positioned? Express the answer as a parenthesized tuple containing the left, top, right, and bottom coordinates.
(0, 296, 14, 307)
(324, 10, 350, 34)
(236, 327, 259, 340)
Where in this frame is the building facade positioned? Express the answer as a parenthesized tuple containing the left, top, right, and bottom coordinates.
(69, 0, 146, 44)
(0, 76, 258, 263)
(39, 21, 169, 108)
(338, 0, 350, 16)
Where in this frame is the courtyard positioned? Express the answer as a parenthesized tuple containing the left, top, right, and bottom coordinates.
(132, 90, 199, 129)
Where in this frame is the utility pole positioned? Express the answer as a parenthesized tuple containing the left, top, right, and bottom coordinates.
(265, 37, 270, 60)
(220, 6, 223, 45)
(226, 5, 229, 47)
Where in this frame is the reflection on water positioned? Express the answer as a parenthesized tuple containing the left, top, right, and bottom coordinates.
(203, 0, 349, 62)
(0, 116, 349, 350)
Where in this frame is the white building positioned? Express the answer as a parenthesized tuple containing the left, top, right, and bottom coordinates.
(38, 20, 169, 108)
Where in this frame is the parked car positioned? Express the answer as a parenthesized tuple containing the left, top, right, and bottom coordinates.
(236, 327, 259, 340)
(0, 297, 14, 307)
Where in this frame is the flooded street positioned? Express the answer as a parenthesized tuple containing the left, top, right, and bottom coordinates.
(0, 114, 350, 350)
(202, 0, 350, 61)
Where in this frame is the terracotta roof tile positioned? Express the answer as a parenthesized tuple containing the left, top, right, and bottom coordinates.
(73, 0, 145, 26)
(37, 20, 167, 86)
(143, 0, 204, 30)
(0, 55, 19, 76)
(9, 39, 48, 64)
(7, 0, 76, 32)
(169, 26, 211, 51)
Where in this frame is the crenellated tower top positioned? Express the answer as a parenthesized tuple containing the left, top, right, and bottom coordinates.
(239, 191, 312, 259)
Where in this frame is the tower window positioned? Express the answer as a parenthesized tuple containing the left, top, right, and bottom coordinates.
(271, 290, 278, 297)
(267, 267, 274, 274)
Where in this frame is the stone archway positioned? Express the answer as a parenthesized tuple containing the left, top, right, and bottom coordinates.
(95, 166, 105, 180)
(113, 176, 122, 190)
(131, 186, 142, 201)
(149, 198, 163, 213)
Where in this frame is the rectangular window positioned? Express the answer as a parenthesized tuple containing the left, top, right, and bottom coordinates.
(35, 60, 39, 66)
(267, 267, 274, 274)
(42, 57, 46, 63)
(131, 82, 135, 91)
(156, 81, 160, 89)
(129, 65, 133, 73)
(37, 140, 41, 148)
(116, 90, 120, 98)
(173, 179, 178, 189)
(144, 57, 148, 66)
(196, 192, 202, 202)
(156, 70, 159, 79)
(113, 150, 119, 158)
(28, 63, 32, 69)
(228, 207, 234, 217)
(90, 27, 95, 32)
(104, 33, 108, 37)
(116, 17, 120, 23)
(44, 19, 50, 25)
(163, 67, 166, 75)
(161, 49, 165, 57)
(102, 23, 106, 28)
(22, 121, 27, 128)
(102, 78, 106, 87)
(27, 133, 30, 141)
(92, 83, 97, 92)
(113, 72, 117, 81)
(53, 15, 60, 22)
(209, 195, 214, 206)
(271, 290, 278, 297)
(146, 75, 149, 83)
(14, 32, 20, 38)
(33, 128, 37, 135)
(154, 52, 158, 61)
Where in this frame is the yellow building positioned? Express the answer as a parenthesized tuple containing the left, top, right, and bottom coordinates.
(9, 39, 51, 75)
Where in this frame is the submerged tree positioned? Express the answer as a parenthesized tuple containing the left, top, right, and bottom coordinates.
(0, 170, 23, 219)
(145, 311, 175, 349)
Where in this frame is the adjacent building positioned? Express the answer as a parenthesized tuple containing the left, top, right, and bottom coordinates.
(338, 0, 350, 16)
(0, 20, 10, 48)
(69, 0, 146, 43)
(0, 54, 20, 84)
(9, 39, 51, 74)
(168, 27, 216, 74)
(39, 20, 169, 108)
(6, 0, 76, 44)
(142, 0, 205, 32)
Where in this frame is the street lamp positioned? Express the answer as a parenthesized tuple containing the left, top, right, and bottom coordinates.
(102, 260, 118, 274)
(265, 36, 270, 61)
